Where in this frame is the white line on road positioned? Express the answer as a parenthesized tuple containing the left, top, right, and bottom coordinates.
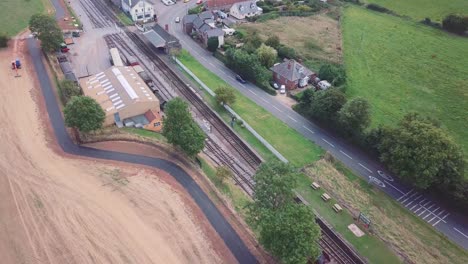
(321, 138, 335, 148)
(287, 115, 298, 122)
(404, 195, 422, 207)
(209, 62, 215, 67)
(397, 189, 414, 201)
(272, 106, 283, 112)
(423, 207, 439, 220)
(433, 213, 450, 226)
(240, 84, 246, 88)
(339, 150, 353, 160)
(414, 201, 431, 213)
(261, 98, 268, 103)
(358, 163, 373, 173)
(249, 90, 257, 95)
(302, 125, 315, 134)
(428, 209, 444, 223)
(402, 192, 419, 203)
(454, 228, 468, 239)
(384, 180, 405, 195)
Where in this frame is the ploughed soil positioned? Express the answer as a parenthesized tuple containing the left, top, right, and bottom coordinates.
(0, 38, 235, 264)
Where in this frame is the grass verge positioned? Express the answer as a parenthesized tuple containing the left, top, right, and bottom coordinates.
(117, 12, 133, 26)
(0, 0, 45, 36)
(177, 50, 324, 167)
(343, 6, 468, 173)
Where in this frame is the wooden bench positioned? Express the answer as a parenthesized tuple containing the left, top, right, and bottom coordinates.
(333, 203, 343, 213)
(311, 182, 320, 190)
(321, 193, 331, 202)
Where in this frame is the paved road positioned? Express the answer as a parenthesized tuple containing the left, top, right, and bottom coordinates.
(50, 0, 66, 19)
(155, 3, 468, 249)
(27, 37, 258, 264)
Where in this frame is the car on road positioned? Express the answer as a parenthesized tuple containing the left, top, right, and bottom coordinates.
(235, 75, 247, 84)
(162, 0, 175, 5)
(175, 17, 180, 23)
(279, 85, 286, 94)
(270, 81, 279, 90)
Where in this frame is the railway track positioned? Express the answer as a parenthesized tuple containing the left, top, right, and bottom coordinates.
(79, 0, 113, 28)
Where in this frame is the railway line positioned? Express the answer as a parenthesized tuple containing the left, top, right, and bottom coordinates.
(78, 0, 113, 28)
(79, 1, 367, 263)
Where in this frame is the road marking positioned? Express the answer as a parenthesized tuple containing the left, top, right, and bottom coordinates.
(397, 189, 414, 201)
(287, 115, 298, 122)
(272, 106, 283, 112)
(432, 213, 450, 226)
(261, 98, 268, 103)
(423, 207, 439, 220)
(414, 201, 431, 213)
(418, 204, 435, 216)
(228, 76, 235, 81)
(384, 180, 405, 195)
(428, 209, 444, 223)
(404, 195, 422, 207)
(402, 192, 420, 204)
(302, 125, 315, 134)
(409, 203, 420, 211)
(358, 163, 373, 173)
(209, 62, 215, 67)
(249, 90, 257, 95)
(339, 150, 353, 160)
(321, 138, 335, 148)
(454, 228, 468, 239)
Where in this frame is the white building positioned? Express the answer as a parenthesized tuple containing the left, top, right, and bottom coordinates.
(121, 0, 155, 22)
(229, 0, 262, 20)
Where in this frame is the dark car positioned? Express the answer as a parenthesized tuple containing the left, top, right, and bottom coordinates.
(235, 75, 247, 84)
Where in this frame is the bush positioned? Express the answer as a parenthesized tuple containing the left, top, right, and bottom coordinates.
(59, 79, 82, 104)
(366, 4, 392, 14)
(257, 12, 280, 22)
(188, 5, 203, 15)
(420, 18, 442, 28)
(318, 63, 346, 86)
(277, 45, 297, 60)
(0, 33, 9, 48)
(442, 14, 468, 35)
(207, 37, 219, 52)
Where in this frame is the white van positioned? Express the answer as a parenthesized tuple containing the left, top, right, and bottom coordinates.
(317, 80, 331, 90)
(280, 85, 286, 94)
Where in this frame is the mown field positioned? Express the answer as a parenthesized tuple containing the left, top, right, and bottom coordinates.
(364, 0, 468, 21)
(342, 6, 468, 166)
(0, 0, 49, 36)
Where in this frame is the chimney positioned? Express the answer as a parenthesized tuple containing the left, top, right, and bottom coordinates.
(287, 60, 292, 70)
(165, 24, 169, 31)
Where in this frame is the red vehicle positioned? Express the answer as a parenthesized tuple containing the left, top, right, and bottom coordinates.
(196, 0, 203, 4)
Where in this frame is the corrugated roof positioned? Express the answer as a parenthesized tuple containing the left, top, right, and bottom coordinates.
(143, 30, 165, 48)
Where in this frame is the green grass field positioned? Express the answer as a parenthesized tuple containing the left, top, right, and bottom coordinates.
(364, 0, 468, 21)
(177, 50, 324, 167)
(343, 6, 468, 166)
(0, 0, 46, 36)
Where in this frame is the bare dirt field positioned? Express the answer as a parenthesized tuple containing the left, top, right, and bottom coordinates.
(0, 40, 232, 264)
(239, 14, 342, 64)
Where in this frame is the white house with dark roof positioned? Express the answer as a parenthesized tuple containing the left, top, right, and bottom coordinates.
(229, 0, 262, 20)
(121, 0, 155, 22)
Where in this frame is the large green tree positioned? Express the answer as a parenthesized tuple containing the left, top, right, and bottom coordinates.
(248, 161, 321, 263)
(162, 97, 205, 157)
(225, 48, 272, 85)
(378, 113, 464, 189)
(309, 88, 347, 121)
(64, 96, 105, 133)
(265, 35, 280, 50)
(256, 43, 278, 68)
(215, 86, 236, 105)
(29, 14, 63, 52)
(338, 97, 371, 135)
(59, 80, 82, 104)
(318, 63, 346, 86)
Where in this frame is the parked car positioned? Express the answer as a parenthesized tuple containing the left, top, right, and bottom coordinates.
(175, 17, 180, 23)
(317, 80, 331, 90)
(279, 85, 286, 94)
(162, 0, 175, 5)
(184, 0, 190, 3)
(196, 0, 203, 4)
(235, 75, 247, 84)
(270, 81, 279, 90)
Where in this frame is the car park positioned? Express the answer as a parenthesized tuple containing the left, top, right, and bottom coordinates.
(235, 75, 247, 84)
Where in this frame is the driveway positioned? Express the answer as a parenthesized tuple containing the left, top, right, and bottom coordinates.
(154, 3, 468, 249)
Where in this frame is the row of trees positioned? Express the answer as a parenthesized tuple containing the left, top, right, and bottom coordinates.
(29, 14, 63, 52)
(247, 162, 321, 264)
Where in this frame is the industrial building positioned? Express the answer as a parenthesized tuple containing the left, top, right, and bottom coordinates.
(80, 66, 162, 131)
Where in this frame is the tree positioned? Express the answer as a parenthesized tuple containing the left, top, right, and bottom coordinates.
(318, 63, 346, 86)
(256, 43, 278, 68)
(215, 86, 236, 105)
(0, 33, 9, 48)
(378, 113, 464, 189)
(162, 97, 206, 157)
(310, 88, 347, 121)
(442, 14, 468, 34)
(207, 37, 219, 52)
(29, 14, 64, 52)
(338, 97, 371, 135)
(258, 203, 321, 264)
(64, 96, 105, 133)
(59, 80, 82, 104)
(277, 45, 297, 60)
(215, 166, 232, 184)
(265, 35, 280, 50)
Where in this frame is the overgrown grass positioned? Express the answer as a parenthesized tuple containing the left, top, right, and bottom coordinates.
(343, 6, 468, 172)
(301, 159, 468, 264)
(0, 0, 46, 36)
(363, 0, 468, 21)
(177, 50, 324, 167)
(121, 127, 166, 142)
(117, 12, 133, 26)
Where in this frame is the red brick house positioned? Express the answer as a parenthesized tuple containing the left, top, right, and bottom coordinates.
(270, 59, 315, 90)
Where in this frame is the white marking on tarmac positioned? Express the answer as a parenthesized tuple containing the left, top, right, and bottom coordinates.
(423, 207, 439, 219)
(288, 115, 298, 122)
(261, 98, 268, 103)
(249, 90, 257, 95)
(414, 201, 431, 213)
(358, 163, 373, 173)
(384, 180, 405, 195)
(432, 213, 449, 226)
(453, 228, 468, 239)
(272, 106, 283, 112)
(404, 195, 422, 207)
(209, 62, 215, 67)
(402, 192, 419, 203)
(397, 189, 414, 201)
(303, 125, 315, 134)
(339, 150, 353, 160)
(321, 138, 335, 148)
(428, 209, 444, 223)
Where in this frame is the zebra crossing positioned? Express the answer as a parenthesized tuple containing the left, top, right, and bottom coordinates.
(397, 190, 450, 227)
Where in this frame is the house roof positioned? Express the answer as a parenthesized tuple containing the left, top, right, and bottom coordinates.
(231, 0, 261, 15)
(182, 14, 198, 25)
(80, 66, 158, 117)
(199, 24, 213, 33)
(270, 59, 313, 82)
(193, 17, 205, 30)
(144, 24, 179, 47)
(206, 0, 245, 9)
(199, 11, 214, 20)
(122, 0, 153, 8)
(206, 28, 224, 37)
